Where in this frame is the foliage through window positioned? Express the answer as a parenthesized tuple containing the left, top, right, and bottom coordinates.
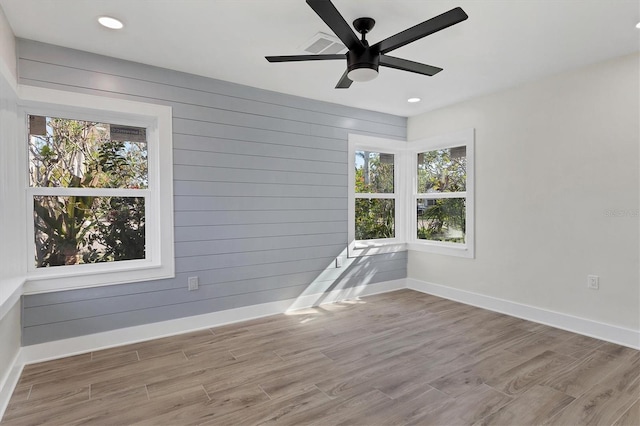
(416, 146, 467, 243)
(28, 115, 148, 268)
(354, 151, 395, 240)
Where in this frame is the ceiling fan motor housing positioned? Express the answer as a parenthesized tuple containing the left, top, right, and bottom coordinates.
(347, 44, 380, 75)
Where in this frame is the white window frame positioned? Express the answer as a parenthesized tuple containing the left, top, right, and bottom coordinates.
(407, 128, 475, 258)
(18, 85, 175, 293)
(348, 134, 406, 257)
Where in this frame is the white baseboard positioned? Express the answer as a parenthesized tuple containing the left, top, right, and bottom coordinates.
(18, 279, 405, 366)
(407, 278, 640, 350)
(0, 352, 23, 421)
(285, 278, 405, 311)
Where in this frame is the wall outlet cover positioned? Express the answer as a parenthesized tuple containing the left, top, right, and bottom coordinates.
(188, 276, 199, 291)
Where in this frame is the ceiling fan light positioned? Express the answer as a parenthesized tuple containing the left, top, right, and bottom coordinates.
(347, 67, 378, 82)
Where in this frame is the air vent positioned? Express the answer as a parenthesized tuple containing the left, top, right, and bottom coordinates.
(300, 32, 347, 55)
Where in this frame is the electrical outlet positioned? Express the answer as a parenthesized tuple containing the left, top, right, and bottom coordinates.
(188, 276, 199, 291)
(587, 275, 599, 290)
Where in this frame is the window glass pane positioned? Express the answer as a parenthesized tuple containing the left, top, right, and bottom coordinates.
(417, 146, 466, 193)
(417, 198, 465, 243)
(28, 115, 148, 189)
(34, 196, 145, 267)
(355, 151, 394, 193)
(355, 198, 395, 240)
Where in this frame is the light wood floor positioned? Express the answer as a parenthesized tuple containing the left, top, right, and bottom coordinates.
(3, 289, 639, 425)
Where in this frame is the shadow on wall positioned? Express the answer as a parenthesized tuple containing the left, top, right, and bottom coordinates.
(285, 247, 403, 312)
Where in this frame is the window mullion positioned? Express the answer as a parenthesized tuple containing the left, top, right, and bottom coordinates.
(354, 193, 396, 199)
(415, 191, 467, 199)
(29, 187, 148, 197)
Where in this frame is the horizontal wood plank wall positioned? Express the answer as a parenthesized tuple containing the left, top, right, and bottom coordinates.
(17, 40, 407, 345)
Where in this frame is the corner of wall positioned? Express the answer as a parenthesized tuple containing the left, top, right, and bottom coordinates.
(0, 5, 17, 89)
(0, 299, 23, 421)
(0, 9, 24, 420)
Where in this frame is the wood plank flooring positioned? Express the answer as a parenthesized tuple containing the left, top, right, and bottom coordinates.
(3, 289, 639, 425)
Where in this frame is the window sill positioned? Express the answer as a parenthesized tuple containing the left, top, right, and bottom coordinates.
(24, 261, 174, 295)
(348, 241, 407, 258)
(0, 277, 24, 322)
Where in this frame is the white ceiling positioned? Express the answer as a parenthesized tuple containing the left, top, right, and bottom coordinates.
(1, 0, 639, 117)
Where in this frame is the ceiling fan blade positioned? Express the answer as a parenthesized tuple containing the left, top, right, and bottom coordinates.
(379, 55, 442, 76)
(306, 0, 363, 51)
(372, 7, 468, 54)
(335, 70, 353, 88)
(265, 54, 345, 62)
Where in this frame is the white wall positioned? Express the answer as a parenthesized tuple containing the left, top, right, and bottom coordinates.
(0, 6, 15, 85)
(0, 303, 20, 371)
(0, 302, 21, 415)
(0, 0, 21, 282)
(408, 53, 639, 332)
(0, 6, 22, 419)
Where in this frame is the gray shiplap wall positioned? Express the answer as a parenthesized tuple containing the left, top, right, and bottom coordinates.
(18, 39, 407, 345)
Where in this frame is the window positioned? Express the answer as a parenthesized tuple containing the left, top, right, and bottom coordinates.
(19, 86, 174, 293)
(348, 130, 474, 258)
(29, 115, 148, 268)
(355, 151, 395, 239)
(409, 129, 475, 258)
(348, 135, 405, 256)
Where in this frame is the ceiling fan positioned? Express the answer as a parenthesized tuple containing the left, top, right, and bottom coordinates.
(266, 0, 468, 88)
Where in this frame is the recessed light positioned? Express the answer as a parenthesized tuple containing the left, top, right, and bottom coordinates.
(407, 97, 421, 103)
(98, 16, 124, 30)
(636, 22, 640, 29)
